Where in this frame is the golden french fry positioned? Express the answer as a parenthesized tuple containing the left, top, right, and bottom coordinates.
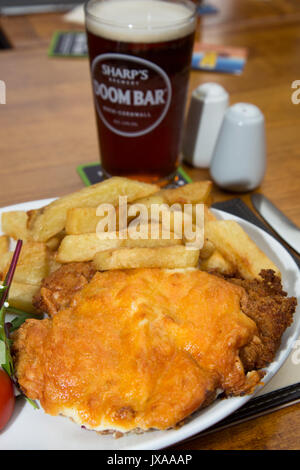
(129, 194, 166, 216)
(0, 235, 9, 257)
(57, 234, 123, 263)
(26, 209, 40, 231)
(93, 245, 200, 270)
(199, 238, 215, 260)
(65, 208, 101, 235)
(1, 242, 50, 286)
(129, 200, 210, 238)
(46, 232, 65, 251)
(0, 239, 13, 281)
(57, 226, 182, 263)
(131, 194, 166, 207)
(8, 282, 39, 313)
(16, 242, 50, 286)
(29, 177, 159, 242)
(0, 252, 11, 280)
(128, 199, 205, 247)
(65, 195, 167, 236)
(125, 222, 182, 249)
(203, 205, 217, 224)
(158, 181, 212, 205)
(48, 252, 61, 274)
(125, 237, 181, 249)
(65, 184, 210, 237)
(205, 220, 280, 279)
(133, 206, 178, 232)
(125, 183, 212, 231)
(1, 211, 29, 240)
(116, 195, 168, 234)
(125, 194, 167, 226)
(147, 207, 203, 249)
(200, 250, 235, 275)
(189, 203, 215, 231)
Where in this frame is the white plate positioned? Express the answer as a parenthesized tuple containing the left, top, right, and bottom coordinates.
(0, 199, 299, 450)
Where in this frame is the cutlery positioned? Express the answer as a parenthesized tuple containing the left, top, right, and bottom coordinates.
(251, 194, 300, 256)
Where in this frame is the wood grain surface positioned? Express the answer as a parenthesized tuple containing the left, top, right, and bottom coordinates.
(0, 0, 299, 450)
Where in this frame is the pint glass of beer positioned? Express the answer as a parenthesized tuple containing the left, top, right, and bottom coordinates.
(85, 0, 196, 181)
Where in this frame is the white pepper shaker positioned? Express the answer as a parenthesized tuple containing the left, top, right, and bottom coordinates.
(182, 82, 229, 168)
(210, 103, 266, 192)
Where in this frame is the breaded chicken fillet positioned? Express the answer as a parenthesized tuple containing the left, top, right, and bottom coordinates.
(33, 262, 96, 316)
(14, 267, 296, 433)
(33, 264, 296, 372)
(13, 269, 259, 432)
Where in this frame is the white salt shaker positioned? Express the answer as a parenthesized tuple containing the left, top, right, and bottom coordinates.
(182, 82, 229, 168)
(210, 103, 266, 192)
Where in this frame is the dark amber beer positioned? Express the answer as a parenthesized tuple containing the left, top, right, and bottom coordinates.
(85, 0, 196, 181)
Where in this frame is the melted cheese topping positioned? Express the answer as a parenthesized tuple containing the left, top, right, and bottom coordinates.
(14, 269, 259, 431)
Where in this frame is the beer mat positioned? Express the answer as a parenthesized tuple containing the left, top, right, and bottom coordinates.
(48, 31, 87, 57)
(76, 162, 192, 187)
(184, 197, 300, 440)
(192, 43, 248, 74)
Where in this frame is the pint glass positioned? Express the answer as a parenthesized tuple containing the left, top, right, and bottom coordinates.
(85, 0, 196, 181)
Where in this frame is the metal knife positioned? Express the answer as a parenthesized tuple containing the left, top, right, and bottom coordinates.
(251, 194, 300, 255)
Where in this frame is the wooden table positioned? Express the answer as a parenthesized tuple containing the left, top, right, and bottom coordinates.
(0, 0, 299, 450)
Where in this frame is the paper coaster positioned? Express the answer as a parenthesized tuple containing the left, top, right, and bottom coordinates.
(77, 162, 192, 187)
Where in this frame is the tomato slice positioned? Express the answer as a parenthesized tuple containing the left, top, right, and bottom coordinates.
(0, 368, 15, 431)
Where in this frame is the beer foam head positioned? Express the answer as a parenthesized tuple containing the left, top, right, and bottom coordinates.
(85, 0, 196, 43)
